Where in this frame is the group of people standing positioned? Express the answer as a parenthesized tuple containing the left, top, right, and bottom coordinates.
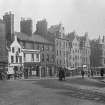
(58, 67, 105, 81)
(58, 67, 66, 81)
(81, 68, 105, 79)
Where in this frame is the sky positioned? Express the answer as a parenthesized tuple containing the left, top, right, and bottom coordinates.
(0, 0, 105, 39)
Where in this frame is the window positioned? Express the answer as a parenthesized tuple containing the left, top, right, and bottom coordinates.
(60, 60, 61, 65)
(64, 51, 65, 56)
(66, 42, 67, 47)
(56, 40, 58, 46)
(57, 59, 58, 65)
(37, 44, 40, 50)
(12, 47, 14, 53)
(57, 50, 58, 56)
(22, 42, 25, 48)
(69, 56, 71, 60)
(75, 56, 77, 60)
(11, 56, 14, 63)
(60, 41, 61, 47)
(73, 57, 74, 61)
(46, 45, 49, 51)
(60, 50, 61, 56)
(36, 54, 39, 61)
(63, 42, 65, 48)
(46, 54, 49, 62)
(16, 56, 18, 63)
(18, 48, 20, 53)
(104, 59, 105, 64)
(24, 53, 26, 61)
(51, 55, 54, 63)
(32, 54, 34, 61)
(64, 60, 65, 64)
(42, 45, 44, 51)
(42, 53, 44, 62)
(52, 46, 54, 51)
(19, 56, 22, 63)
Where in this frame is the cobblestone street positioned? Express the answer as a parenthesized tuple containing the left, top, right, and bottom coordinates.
(0, 77, 105, 105)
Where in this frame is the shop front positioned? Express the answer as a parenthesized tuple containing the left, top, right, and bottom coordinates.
(24, 62, 40, 78)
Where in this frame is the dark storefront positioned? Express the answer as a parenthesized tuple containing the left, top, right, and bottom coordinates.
(24, 62, 40, 78)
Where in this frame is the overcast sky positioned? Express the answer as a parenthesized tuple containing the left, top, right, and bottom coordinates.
(0, 0, 105, 39)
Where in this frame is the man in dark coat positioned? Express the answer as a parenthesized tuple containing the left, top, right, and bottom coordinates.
(81, 70, 85, 79)
(100, 68, 104, 78)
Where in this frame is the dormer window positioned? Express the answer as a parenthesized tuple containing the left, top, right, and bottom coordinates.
(12, 47, 15, 53)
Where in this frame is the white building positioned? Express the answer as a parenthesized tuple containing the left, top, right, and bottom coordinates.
(8, 35, 40, 76)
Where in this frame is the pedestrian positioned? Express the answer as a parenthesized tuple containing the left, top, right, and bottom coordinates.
(81, 70, 85, 79)
(91, 70, 94, 78)
(58, 67, 63, 81)
(100, 68, 104, 78)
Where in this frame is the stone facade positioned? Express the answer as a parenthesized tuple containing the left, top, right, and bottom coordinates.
(8, 35, 40, 77)
(67, 32, 81, 69)
(79, 33, 91, 68)
(55, 37, 69, 68)
(90, 36, 105, 67)
(16, 32, 55, 77)
(55, 31, 91, 70)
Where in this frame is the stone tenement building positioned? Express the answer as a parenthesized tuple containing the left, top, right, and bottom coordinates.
(55, 31, 91, 70)
(79, 33, 91, 68)
(90, 36, 105, 67)
(55, 37, 69, 68)
(67, 32, 82, 69)
(16, 32, 55, 77)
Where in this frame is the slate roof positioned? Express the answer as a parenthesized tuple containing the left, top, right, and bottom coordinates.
(15, 32, 54, 44)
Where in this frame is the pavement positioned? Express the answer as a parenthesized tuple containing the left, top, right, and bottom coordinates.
(22, 75, 105, 93)
(0, 75, 105, 105)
